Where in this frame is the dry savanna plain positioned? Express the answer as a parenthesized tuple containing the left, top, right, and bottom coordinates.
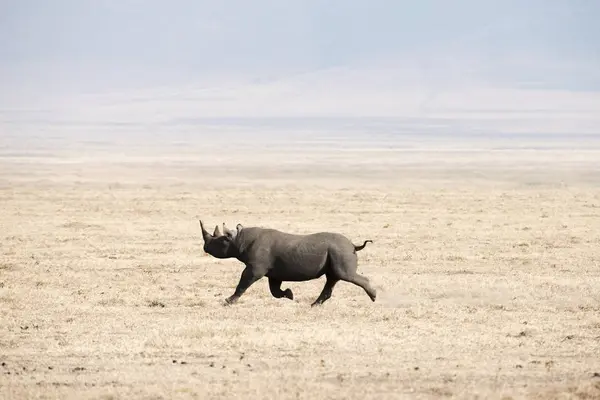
(1, 130, 600, 399)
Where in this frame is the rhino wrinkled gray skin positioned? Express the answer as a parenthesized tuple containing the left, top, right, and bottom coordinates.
(199, 220, 376, 306)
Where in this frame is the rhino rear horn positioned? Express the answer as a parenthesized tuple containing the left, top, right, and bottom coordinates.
(213, 225, 223, 237)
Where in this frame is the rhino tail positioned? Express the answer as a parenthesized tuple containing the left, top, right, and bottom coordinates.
(354, 239, 373, 252)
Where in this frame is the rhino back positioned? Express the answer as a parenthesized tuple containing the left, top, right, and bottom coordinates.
(255, 230, 354, 281)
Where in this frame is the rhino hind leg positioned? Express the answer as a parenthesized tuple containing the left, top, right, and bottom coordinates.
(311, 276, 339, 307)
(330, 251, 377, 302)
(343, 274, 376, 302)
(268, 277, 294, 300)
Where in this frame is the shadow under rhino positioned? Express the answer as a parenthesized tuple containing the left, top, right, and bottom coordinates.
(199, 220, 376, 306)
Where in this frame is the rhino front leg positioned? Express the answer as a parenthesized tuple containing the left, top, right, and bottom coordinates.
(225, 266, 264, 305)
(268, 278, 294, 300)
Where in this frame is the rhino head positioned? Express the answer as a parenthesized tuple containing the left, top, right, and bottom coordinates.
(199, 220, 241, 259)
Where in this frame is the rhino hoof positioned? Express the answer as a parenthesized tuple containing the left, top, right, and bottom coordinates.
(223, 297, 237, 306)
(284, 289, 294, 301)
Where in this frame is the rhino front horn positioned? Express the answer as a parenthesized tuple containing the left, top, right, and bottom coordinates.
(199, 220, 212, 242)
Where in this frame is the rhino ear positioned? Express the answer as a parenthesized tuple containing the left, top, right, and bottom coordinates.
(222, 222, 233, 236)
(213, 224, 223, 237)
(236, 223, 244, 233)
(223, 222, 237, 239)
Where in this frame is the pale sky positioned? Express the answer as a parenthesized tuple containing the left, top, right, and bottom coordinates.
(1, 0, 599, 126)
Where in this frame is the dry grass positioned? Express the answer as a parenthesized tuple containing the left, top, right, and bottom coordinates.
(1, 134, 600, 399)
